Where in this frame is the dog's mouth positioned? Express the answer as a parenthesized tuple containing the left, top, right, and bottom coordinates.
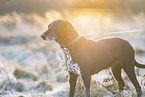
(41, 33, 55, 41)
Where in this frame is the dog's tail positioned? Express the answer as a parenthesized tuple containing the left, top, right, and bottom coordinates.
(135, 61, 145, 68)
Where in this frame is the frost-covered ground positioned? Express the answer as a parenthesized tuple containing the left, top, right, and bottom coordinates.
(0, 10, 145, 97)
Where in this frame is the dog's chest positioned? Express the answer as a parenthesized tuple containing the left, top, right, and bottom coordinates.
(63, 48, 81, 77)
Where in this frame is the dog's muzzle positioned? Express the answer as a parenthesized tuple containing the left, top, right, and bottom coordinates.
(41, 33, 52, 41)
(41, 30, 56, 41)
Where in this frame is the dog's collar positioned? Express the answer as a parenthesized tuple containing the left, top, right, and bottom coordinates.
(63, 35, 81, 47)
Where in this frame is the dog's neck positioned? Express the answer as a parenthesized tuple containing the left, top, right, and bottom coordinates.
(60, 35, 81, 48)
(65, 35, 81, 47)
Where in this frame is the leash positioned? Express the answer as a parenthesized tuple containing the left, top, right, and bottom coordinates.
(61, 29, 144, 47)
(82, 29, 144, 36)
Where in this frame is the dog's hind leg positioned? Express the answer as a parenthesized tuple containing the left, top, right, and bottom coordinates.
(111, 63, 125, 92)
(69, 72, 78, 97)
(123, 64, 142, 97)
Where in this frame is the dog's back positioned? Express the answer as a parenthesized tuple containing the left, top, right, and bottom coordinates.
(68, 37, 134, 74)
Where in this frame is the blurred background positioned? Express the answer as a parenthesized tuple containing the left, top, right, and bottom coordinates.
(0, 0, 145, 96)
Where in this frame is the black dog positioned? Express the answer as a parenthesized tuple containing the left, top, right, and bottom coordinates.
(41, 19, 145, 97)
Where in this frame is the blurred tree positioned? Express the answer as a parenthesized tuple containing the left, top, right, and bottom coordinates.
(63, 0, 130, 9)
(0, 0, 144, 14)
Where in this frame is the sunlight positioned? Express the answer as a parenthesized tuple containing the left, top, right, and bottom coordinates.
(0, 0, 145, 97)
(43, 9, 143, 40)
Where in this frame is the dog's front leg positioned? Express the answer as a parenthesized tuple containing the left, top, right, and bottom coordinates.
(69, 72, 78, 97)
(82, 75, 91, 97)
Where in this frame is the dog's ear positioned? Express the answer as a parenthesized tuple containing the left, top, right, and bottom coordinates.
(65, 21, 73, 39)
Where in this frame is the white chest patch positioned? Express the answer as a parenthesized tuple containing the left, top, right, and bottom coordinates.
(63, 48, 82, 77)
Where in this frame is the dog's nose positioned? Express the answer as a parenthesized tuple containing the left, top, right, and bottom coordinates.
(41, 34, 46, 40)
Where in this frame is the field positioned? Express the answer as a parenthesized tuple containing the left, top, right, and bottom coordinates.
(0, 9, 145, 97)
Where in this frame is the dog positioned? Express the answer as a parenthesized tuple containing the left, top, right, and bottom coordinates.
(41, 19, 145, 97)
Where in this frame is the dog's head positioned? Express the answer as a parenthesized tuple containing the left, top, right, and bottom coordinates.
(41, 19, 79, 46)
